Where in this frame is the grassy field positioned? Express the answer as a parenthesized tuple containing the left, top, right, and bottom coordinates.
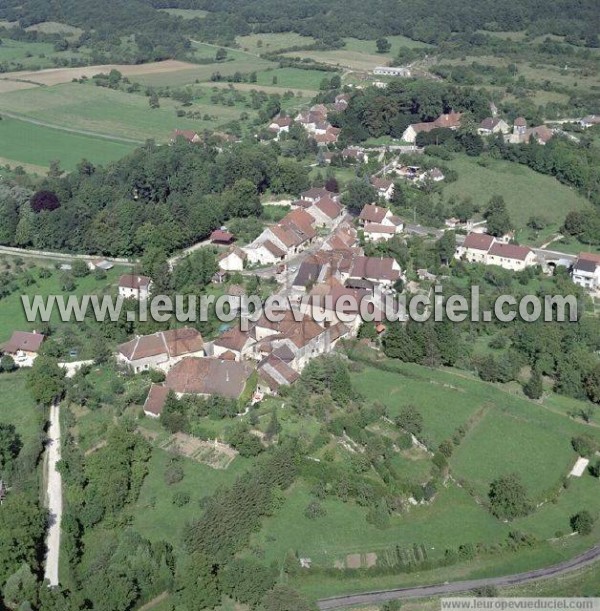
(0, 82, 240, 142)
(0, 265, 124, 342)
(0, 116, 136, 170)
(254, 66, 330, 91)
(250, 479, 509, 567)
(237, 32, 318, 54)
(158, 8, 209, 19)
(132, 446, 252, 548)
(282, 35, 430, 72)
(0, 371, 43, 443)
(0, 38, 86, 70)
(441, 155, 591, 230)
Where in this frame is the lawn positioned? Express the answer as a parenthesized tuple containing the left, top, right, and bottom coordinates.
(0, 82, 243, 142)
(0, 116, 135, 170)
(441, 155, 591, 230)
(132, 446, 252, 548)
(0, 371, 43, 443)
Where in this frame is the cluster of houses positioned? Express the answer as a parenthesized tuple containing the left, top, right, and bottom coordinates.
(399, 111, 558, 147)
(237, 188, 344, 266)
(116, 197, 410, 417)
(268, 97, 346, 146)
(455, 233, 537, 271)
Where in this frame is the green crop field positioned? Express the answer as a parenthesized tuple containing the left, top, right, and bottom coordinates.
(255, 67, 333, 91)
(0, 82, 244, 143)
(441, 155, 591, 231)
(0, 116, 136, 170)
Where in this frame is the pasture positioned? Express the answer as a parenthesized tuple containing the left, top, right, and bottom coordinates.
(0, 116, 136, 170)
(441, 155, 591, 231)
(132, 446, 251, 546)
(251, 479, 510, 567)
(0, 82, 241, 141)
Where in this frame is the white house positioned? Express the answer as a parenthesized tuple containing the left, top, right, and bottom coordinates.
(118, 274, 152, 300)
(371, 177, 395, 201)
(373, 66, 411, 77)
(486, 242, 537, 271)
(478, 117, 510, 135)
(363, 222, 399, 242)
(243, 239, 286, 265)
(218, 247, 247, 272)
(572, 253, 600, 290)
(455, 233, 495, 264)
(358, 204, 394, 227)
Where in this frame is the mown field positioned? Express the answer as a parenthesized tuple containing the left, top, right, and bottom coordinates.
(0, 82, 240, 141)
(441, 155, 591, 232)
(0, 116, 136, 170)
(282, 35, 431, 71)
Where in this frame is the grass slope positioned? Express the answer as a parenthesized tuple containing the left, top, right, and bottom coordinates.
(442, 155, 591, 231)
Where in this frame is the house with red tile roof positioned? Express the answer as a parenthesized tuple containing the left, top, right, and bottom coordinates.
(118, 274, 152, 300)
(116, 327, 204, 373)
(455, 233, 538, 270)
(1, 331, 45, 366)
(166, 357, 254, 399)
(306, 196, 343, 227)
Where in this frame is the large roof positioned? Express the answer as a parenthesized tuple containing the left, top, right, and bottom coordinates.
(166, 357, 253, 398)
(2, 331, 45, 354)
(462, 233, 495, 252)
(117, 327, 203, 361)
(359, 204, 389, 223)
(488, 242, 532, 261)
(350, 256, 401, 282)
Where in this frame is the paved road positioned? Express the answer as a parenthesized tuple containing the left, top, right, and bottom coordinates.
(317, 544, 600, 609)
(44, 402, 62, 587)
(0, 245, 135, 267)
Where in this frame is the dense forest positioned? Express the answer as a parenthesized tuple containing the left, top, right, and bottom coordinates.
(1, 0, 599, 58)
(0, 139, 309, 259)
(148, 0, 600, 44)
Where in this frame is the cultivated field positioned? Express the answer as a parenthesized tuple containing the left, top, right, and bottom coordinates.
(0, 116, 136, 169)
(0, 82, 241, 142)
(0, 59, 206, 88)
